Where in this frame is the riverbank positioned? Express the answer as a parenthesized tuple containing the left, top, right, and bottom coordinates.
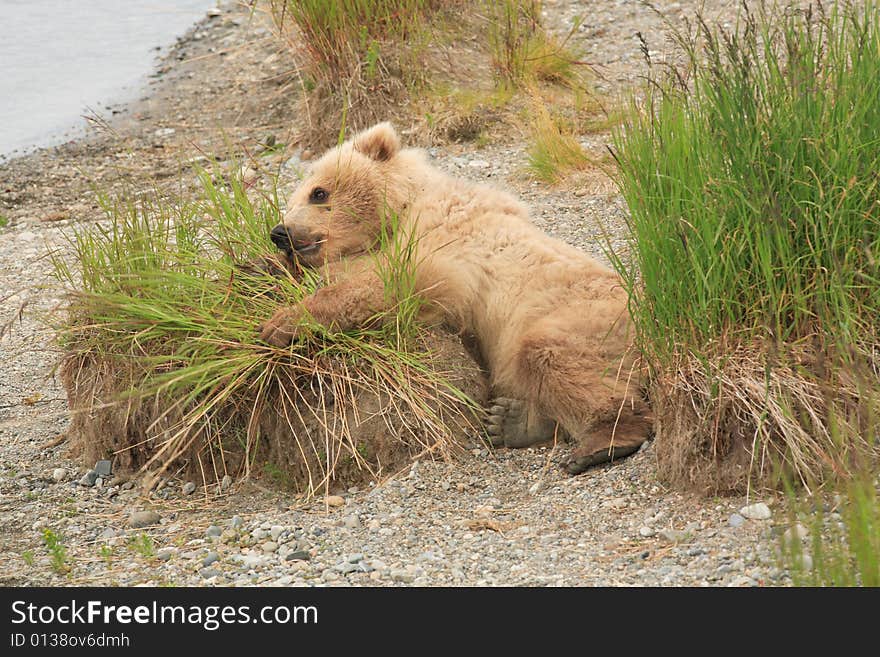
(0, 0, 791, 587)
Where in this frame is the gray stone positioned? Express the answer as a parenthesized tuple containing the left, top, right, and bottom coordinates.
(344, 515, 360, 529)
(220, 474, 233, 490)
(232, 554, 268, 569)
(783, 523, 809, 542)
(128, 510, 161, 528)
(728, 576, 758, 587)
(739, 502, 772, 520)
(728, 513, 746, 528)
(99, 527, 121, 540)
(367, 559, 387, 572)
(270, 525, 284, 540)
(347, 553, 364, 563)
(182, 482, 196, 495)
(230, 515, 244, 529)
(51, 468, 67, 483)
(261, 541, 278, 553)
(94, 460, 112, 477)
(285, 551, 311, 562)
(390, 568, 415, 583)
(200, 567, 221, 579)
(659, 529, 687, 544)
(638, 526, 655, 538)
(206, 525, 222, 538)
(202, 551, 219, 567)
(335, 562, 361, 574)
(78, 470, 98, 487)
(156, 549, 175, 562)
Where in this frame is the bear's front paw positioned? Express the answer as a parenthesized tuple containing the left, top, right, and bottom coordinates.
(258, 306, 305, 347)
(238, 254, 301, 279)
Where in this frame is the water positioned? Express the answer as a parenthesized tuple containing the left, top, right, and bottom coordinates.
(0, 0, 216, 159)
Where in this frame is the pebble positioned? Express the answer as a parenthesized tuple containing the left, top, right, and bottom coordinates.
(200, 568, 221, 579)
(182, 482, 197, 495)
(261, 541, 278, 553)
(202, 552, 219, 567)
(232, 554, 268, 569)
(220, 475, 233, 490)
(325, 495, 345, 507)
(639, 526, 655, 538)
(728, 513, 746, 528)
(783, 523, 809, 542)
(335, 561, 362, 575)
(285, 551, 311, 562)
(739, 503, 772, 520)
(51, 468, 67, 483)
(94, 460, 112, 477)
(206, 525, 222, 538)
(128, 510, 161, 528)
(156, 549, 175, 562)
(230, 516, 244, 529)
(659, 529, 687, 544)
(78, 470, 98, 487)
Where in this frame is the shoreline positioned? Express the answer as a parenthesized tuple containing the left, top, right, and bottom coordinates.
(0, 1, 292, 227)
(0, 2, 224, 164)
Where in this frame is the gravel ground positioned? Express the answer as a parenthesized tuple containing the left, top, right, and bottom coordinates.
(0, 1, 798, 587)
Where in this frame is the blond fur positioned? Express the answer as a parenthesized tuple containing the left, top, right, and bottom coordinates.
(260, 122, 651, 470)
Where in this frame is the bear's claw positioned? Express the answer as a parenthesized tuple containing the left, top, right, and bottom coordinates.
(485, 397, 557, 448)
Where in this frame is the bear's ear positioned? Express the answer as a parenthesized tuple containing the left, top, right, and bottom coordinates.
(352, 122, 400, 162)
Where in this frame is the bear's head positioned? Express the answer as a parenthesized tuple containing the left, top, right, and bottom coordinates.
(271, 122, 407, 268)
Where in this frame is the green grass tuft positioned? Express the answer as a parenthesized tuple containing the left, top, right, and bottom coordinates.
(53, 164, 478, 495)
(128, 533, 156, 558)
(527, 103, 589, 183)
(610, 1, 880, 490)
(484, 0, 581, 89)
(42, 529, 69, 574)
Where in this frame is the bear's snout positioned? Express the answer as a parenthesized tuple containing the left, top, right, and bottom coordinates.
(270, 224, 323, 259)
(270, 224, 292, 251)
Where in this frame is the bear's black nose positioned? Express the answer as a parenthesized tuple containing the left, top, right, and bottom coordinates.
(270, 225, 291, 250)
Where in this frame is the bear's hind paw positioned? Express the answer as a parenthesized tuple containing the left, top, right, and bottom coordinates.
(485, 397, 557, 448)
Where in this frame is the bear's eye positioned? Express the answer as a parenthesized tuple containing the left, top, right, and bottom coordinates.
(309, 187, 328, 203)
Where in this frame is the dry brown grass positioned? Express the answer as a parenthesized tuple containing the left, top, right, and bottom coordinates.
(60, 331, 486, 495)
(651, 345, 878, 495)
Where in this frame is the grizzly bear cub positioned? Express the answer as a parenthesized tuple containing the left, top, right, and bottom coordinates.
(259, 122, 651, 473)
